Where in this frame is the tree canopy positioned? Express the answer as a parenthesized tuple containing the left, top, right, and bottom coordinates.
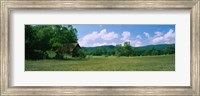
(25, 25, 78, 59)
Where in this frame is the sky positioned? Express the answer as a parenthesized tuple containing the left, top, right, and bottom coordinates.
(72, 25, 175, 47)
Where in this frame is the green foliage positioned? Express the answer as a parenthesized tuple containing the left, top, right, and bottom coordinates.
(47, 50, 56, 59)
(82, 45, 115, 56)
(78, 49, 86, 58)
(93, 48, 103, 56)
(49, 25, 78, 59)
(164, 45, 175, 54)
(114, 42, 133, 56)
(25, 25, 78, 60)
(115, 44, 124, 56)
(123, 42, 133, 56)
(25, 25, 44, 59)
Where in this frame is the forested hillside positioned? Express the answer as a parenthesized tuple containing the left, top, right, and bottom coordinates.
(82, 44, 175, 56)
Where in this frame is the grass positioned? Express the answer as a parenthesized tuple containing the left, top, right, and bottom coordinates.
(25, 54, 175, 71)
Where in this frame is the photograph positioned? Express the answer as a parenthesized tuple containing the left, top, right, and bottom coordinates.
(25, 24, 175, 71)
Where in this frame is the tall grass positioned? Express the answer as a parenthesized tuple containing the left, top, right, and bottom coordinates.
(25, 54, 175, 71)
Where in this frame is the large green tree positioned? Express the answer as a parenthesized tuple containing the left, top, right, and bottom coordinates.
(34, 25, 54, 58)
(123, 42, 133, 56)
(115, 44, 124, 57)
(115, 42, 133, 56)
(25, 25, 78, 59)
(25, 25, 38, 59)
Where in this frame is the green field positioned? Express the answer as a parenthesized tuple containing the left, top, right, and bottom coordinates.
(25, 54, 175, 71)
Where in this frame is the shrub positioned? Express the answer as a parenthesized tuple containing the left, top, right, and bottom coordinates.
(78, 49, 86, 58)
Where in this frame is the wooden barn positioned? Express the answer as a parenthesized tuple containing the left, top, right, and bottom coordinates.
(56, 43, 81, 57)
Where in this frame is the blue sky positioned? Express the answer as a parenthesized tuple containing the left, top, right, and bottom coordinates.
(72, 25, 175, 47)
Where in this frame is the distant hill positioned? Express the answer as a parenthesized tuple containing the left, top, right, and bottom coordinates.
(82, 45, 115, 52)
(135, 44, 175, 50)
(81, 44, 175, 51)
(81, 44, 175, 56)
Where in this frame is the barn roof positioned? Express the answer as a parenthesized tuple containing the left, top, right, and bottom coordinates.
(65, 43, 80, 52)
(56, 43, 81, 52)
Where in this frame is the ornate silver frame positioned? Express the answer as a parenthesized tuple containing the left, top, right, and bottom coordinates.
(1, 0, 199, 95)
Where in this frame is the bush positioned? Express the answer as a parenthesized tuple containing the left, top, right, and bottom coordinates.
(25, 50, 44, 60)
(86, 55, 93, 59)
(78, 49, 86, 58)
(104, 54, 109, 57)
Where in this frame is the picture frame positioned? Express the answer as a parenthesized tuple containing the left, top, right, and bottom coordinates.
(0, 0, 199, 95)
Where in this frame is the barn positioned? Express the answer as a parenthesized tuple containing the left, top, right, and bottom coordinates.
(56, 43, 81, 57)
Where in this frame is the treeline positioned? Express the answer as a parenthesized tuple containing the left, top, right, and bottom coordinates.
(25, 25, 79, 60)
(82, 42, 175, 57)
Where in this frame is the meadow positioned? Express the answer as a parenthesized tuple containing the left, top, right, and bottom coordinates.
(25, 54, 175, 71)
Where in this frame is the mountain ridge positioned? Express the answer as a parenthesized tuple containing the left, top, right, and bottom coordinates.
(81, 44, 175, 48)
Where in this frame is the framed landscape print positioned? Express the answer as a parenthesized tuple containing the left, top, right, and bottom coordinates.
(1, 0, 200, 95)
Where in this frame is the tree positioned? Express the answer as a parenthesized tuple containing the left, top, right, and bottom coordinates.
(34, 25, 54, 58)
(123, 42, 133, 56)
(93, 48, 103, 56)
(115, 42, 134, 57)
(25, 25, 38, 59)
(151, 48, 159, 55)
(164, 45, 175, 55)
(115, 44, 124, 57)
(78, 49, 86, 58)
(25, 25, 78, 60)
(108, 49, 115, 56)
(49, 25, 78, 59)
(143, 49, 150, 56)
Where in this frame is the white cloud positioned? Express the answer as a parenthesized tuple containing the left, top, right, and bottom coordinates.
(78, 29, 118, 46)
(99, 29, 118, 40)
(131, 35, 143, 47)
(136, 35, 142, 39)
(152, 36, 164, 43)
(130, 39, 142, 47)
(82, 31, 99, 41)
(92, 42, 117, 47)
(143, 32, 150, 39)
(154, 31, 163, 37)
(78, 31, 99, 46)
(163, 29, 175, 41)
(121, 32, 143, 46)
(78, 40, 87, 47)
(152, 29, 175, 44)
(121, 31, 131, 41)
